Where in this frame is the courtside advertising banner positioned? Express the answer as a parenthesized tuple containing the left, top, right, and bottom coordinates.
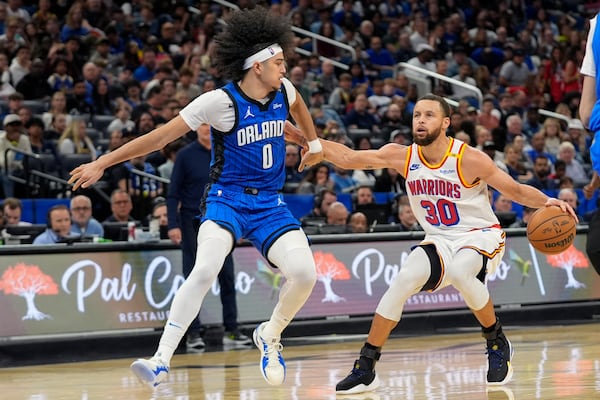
(0, 232, 598, 338)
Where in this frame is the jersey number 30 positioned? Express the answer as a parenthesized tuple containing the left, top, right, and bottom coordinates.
(421, 199, 459, 226)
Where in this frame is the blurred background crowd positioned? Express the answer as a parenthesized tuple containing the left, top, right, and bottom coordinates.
(0, 0, 598, 242)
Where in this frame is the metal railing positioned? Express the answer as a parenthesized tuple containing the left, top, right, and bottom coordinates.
(397, 62, 483, 106)
(198, 0, 355, 70)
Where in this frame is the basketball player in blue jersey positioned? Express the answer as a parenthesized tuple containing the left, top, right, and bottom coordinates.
(289, 94, 577, 395)
(578, 12, 600, 274)
(69, 7, 324, 387)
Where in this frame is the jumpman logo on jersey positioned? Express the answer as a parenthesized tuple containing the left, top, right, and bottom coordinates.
(244, 106, 255, 119)
(277, 197, 284, 206)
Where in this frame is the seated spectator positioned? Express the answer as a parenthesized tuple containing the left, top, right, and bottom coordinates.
(296, 162, 334, 195)
(394, 202, 423, 232)
(477, 97, 500, 131)
(498, 143, 532, 182)
(526, 132, 556, 165)
(557, 141, 588, 184)
(15, 58, 52, 100)
(0, 113, 32, 197)
(42, 91, 72, 131)
(44, 113, 69, 140)
(328, 73, 353, 115)
(349, 212, 368, 233)
(509, 206, 535, 228)
(26, 117, 61, 170)
(566, 119, 591, 162)
(343, 93, 380, 134)
(104, 189, 135, 223)
(147, 198, 168, 239)
(326, 201, 350, 226)
(353, 185, 375, 209)
(106, 101, 135, 132)
(374, 167, 405, 194)
(493, 193, 519, 228)
(2, 197, 31, 226)
(352, 136, 379, 186)
(91, 78, 116, 116)
(301, 188, 337, 226)
(379, 104, 409, 141)
(70, 195, 104, 237)
(558, 188, 584, 223)
(389, 128, 412, 145)
(66, 79, 94, 115)
(526, 155, 558, 191)
(331, 164, 358, 193)
(540, 118, 563, 157)
(0, 52, 15, 99)
(47, 57, 74, 94)
(57, 118, 98, 160)
(103, 129, 126, 155)
(33, 204, 74, 245)
(149, 198, 168, 227)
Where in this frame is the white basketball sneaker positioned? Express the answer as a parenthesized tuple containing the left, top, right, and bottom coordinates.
(253, 322, 286, 385)
(130, 357, 169, 387)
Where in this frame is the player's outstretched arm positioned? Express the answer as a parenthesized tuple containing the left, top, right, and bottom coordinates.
(69, 116, 191, 190)
(463, 147, 578, 220)
(299, 139, 406, 173)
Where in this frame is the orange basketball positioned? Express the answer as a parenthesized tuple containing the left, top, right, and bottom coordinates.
(526, 206, 577, 255)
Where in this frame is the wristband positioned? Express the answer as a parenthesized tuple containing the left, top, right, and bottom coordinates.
(308, 139, 322, 153)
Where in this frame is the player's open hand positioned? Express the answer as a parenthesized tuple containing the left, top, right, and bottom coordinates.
(299, 151, 324, 172)
(68, 161, 104, 191)
(545, 197, 578, 223)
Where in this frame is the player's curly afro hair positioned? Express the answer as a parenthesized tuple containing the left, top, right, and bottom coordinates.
(213, 7, 295, 82)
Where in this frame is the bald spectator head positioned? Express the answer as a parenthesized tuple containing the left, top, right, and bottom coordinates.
(349, 212, 368, 233)
(326, 201, 349, 225)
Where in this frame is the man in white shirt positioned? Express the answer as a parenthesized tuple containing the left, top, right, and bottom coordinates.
(0, 113, 31, 196)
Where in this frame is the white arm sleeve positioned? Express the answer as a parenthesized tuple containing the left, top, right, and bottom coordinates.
(178, 89, 236, 132)
(281, 77, 297, 106)
(581, 15, 597, 77)
(179, 79, 297, 133)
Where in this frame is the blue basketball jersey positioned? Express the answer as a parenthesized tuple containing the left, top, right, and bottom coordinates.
(211, 81, 290, 191)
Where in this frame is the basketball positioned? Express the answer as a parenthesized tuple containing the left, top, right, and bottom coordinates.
(526, 206, 577, 255)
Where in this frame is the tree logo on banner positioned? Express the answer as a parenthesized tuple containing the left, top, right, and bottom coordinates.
(546, 246, 589, 289)
(313, 251, 350, 303)
(0, 263, 58, 320)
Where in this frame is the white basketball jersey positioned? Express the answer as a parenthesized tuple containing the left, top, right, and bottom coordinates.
(404, 138, 500, 234)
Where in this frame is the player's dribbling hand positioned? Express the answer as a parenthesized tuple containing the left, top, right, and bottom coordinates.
(545, 197, 578, 223)
(68, 161, 104, 190)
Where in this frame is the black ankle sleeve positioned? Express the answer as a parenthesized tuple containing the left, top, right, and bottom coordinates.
(481, 318, 502, 340)
(360, 343, 381, 360)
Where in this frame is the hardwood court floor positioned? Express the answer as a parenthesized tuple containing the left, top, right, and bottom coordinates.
(1, 323, 599, 399)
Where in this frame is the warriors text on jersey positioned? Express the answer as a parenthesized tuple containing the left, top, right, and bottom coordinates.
(404, 138, 500, 234)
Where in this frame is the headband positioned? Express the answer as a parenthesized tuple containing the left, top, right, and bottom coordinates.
(243, 44, 283, 70)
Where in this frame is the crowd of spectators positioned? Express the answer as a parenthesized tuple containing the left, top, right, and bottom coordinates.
(0, 0, 598, 239)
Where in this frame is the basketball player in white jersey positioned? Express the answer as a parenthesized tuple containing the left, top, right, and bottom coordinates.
(289, 94, 577, 394)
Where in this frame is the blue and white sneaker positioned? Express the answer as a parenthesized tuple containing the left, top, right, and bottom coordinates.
(252, 322, 286, 385)
(130, 357, 169, 387)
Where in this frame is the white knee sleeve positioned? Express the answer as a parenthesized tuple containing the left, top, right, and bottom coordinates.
(265, 230, 317, 333)
(375, 247, 431, 321)
(168, 220, 234, 325)
(445, 249, 490, 311)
